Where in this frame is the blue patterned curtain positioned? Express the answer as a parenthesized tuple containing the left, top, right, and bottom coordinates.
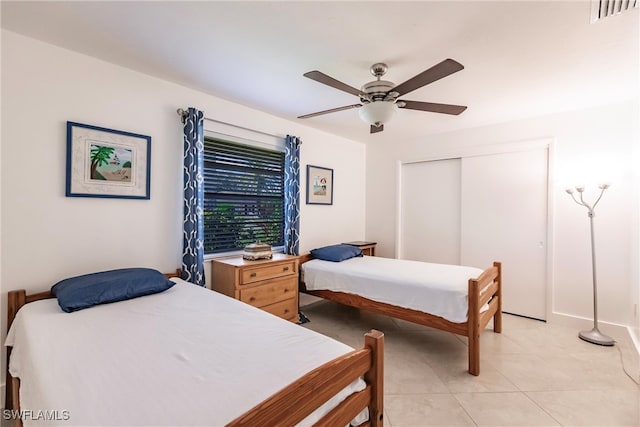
(182, 108, 205, 286)
(284, 135, 301, 256)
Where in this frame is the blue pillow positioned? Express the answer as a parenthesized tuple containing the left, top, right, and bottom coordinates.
(51, 268, 175, 313)
(310, 244, 363, 262)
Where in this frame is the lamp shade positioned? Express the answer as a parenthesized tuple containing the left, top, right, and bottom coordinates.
(358, 101, 398, 126)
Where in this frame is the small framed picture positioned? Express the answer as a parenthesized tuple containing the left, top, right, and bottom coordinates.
(306, 164, 333, 205)
(66, 121, 151, 199)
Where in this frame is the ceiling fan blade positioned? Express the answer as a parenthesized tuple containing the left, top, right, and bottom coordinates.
(304, 71, 368, 97)
(370, 124, 384, 134)
(399, 100, 467, 115)
(298, 104, 362, 119)
(390, 59, 464, 97)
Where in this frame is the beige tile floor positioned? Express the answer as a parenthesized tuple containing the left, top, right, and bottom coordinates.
(300, 298, 640, 427)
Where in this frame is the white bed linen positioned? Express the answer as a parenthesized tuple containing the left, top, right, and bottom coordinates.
(302, 256, 486, 323)
(5, 279, 367, 426)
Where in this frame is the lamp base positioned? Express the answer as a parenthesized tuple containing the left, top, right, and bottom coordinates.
(578, 328, 615, 346)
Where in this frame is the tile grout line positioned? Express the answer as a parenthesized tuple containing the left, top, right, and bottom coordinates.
(450, 392, 480, 427)
(521, 390, 564, 427)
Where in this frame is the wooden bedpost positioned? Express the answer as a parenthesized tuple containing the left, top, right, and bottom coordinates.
(364, 329, 384, 426)
(7, 290, 26, 334)
(5, 289, 26, 411)
(467, 278, 480, 376)
(493, 261, 502, 334)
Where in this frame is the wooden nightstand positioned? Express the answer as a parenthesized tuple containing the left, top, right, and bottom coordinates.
(342, 241, 377, 256)
(210, 254, 299, 322)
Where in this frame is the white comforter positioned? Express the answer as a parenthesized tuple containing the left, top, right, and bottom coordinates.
(302, 256, 485, 323)
(5, 279, 366, 426)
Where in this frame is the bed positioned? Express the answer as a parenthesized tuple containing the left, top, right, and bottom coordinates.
(4, 269, 384, 427)
(299, 250, 501, 376)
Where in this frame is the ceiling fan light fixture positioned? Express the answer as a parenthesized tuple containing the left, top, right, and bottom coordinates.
(358, 101, 398, 126)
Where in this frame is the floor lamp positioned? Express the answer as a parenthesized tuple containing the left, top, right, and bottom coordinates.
(565, 184, 615, 346)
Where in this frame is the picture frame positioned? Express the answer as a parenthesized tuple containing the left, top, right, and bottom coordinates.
(66, 121, 151, 199)
(306, 164, 333, 205)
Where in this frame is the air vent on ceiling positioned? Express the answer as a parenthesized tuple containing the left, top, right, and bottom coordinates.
(591, 0, 638, 22)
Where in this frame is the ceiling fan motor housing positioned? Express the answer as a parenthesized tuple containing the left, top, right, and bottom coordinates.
(360, 80, 397, 102)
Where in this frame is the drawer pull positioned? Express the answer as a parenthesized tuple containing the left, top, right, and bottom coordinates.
(249, 297, 255, 302)
(284, 309, 289, 314)
(250, 272, 257, 278)
(283, 267, 289, 271)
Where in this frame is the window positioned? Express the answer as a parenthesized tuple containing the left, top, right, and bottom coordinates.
(203, 137, 285, 254)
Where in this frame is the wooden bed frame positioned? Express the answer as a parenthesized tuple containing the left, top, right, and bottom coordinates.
(300, 255, 502, 376)
(4, 269, 384, 427)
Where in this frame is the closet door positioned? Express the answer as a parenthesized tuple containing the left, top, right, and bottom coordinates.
(460, 148, 548, 320)
(400, 159, 461, 264)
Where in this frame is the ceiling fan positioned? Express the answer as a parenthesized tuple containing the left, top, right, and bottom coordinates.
(298, 59, 467, 134)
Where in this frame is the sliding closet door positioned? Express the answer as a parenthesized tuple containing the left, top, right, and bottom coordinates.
(460, 148, 548, 320)
(400, 159, 461, 264)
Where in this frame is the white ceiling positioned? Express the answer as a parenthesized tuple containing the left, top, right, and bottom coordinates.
(2, 1, 638, 144)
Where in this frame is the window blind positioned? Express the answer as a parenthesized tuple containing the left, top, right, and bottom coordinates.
(203, 138, 285, 254)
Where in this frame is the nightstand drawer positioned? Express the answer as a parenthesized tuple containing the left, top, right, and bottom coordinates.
(239, 276, 297, 307)
(211, 254, 299, 322)
(241, 261, 296, 284)
(261, 298, 298, 322)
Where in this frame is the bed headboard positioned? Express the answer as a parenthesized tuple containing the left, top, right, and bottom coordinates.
(6, 269, 182, 332)
(298, 253, 313, 264)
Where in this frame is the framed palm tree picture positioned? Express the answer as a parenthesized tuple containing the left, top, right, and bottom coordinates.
(66, 122, 151, 199)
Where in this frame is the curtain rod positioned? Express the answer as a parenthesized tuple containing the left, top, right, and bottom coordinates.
(177, 108, 284, 140)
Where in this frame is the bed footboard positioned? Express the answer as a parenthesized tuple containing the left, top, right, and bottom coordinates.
(300, 257, 502, 376)
(467, 261, 502, 375)
(227, 329, 384, 427)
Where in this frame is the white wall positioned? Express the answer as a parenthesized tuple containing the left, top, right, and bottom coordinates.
(0, 28, 3, 405)
(366, 100, 639, 331)
(633, 123, 640, 345)
(0, 30, 366, 390)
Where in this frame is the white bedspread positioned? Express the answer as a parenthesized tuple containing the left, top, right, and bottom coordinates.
(302, 256, 485, 323)
(5, 279, 367, 426)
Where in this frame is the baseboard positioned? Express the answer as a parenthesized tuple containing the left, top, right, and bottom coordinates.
(629, 325, 640, 353)
(627, 325, 640, 362)
(547, 311, 629, 336)
(549, 311, 640, 382)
